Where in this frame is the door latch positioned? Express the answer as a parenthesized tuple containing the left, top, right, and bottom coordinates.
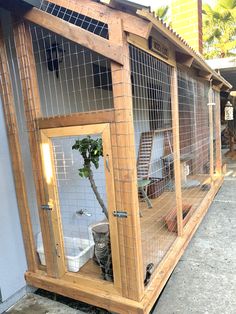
(41, 204, 53, 210)
(113, 211, 128, 218)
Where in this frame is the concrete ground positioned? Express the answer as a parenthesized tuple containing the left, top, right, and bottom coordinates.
(5, 155, 236, 314)
(5, 294, 83, 314)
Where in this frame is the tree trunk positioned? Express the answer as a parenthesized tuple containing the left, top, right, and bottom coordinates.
(88, 171, 108, 219)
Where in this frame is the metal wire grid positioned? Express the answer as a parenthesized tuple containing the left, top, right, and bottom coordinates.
(39, 0, 109, 39)
(177, 69, 211, 220)
(129, 44, 177, 276)
(51, 135, 108, 273)
(30, 24, 113, 118)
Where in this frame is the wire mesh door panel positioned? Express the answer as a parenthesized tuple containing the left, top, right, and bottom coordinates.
(129, 44, 178, 283)
(177, 69, 211, 225)
(40, 124, 118, 284)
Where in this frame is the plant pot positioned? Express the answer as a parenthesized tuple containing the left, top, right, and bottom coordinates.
(164, 203, 193, 233)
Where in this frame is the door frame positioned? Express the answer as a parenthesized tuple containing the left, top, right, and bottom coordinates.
(39, 123, 121, 291)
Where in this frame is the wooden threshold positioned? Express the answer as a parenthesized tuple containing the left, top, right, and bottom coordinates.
(25, 176, 223, 313)
(37, 110, 115, 129)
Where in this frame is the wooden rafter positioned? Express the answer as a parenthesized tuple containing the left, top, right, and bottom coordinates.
(198, 70, 213, 81)
(212, 79, 224, 89)
(137, 9, 231, 89)
(175, 51, 194, 68)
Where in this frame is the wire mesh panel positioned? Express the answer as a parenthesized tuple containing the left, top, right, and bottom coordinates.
(30, 25, 113, 117)
(49, 133, 113, 281)
(3, 26, 45, 269)
(39, 0, 109, 39)
(129, 44, 177, 283)
(177, 69, 211, 222)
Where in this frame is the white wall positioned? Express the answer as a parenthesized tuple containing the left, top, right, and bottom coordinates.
(0, 98, 27, 303)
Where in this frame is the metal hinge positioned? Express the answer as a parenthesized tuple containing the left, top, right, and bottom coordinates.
(113, 211, 128, 218)
(41, 204, 53, 210)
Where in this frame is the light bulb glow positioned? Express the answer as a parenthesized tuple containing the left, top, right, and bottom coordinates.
(42, 143, 53, 184)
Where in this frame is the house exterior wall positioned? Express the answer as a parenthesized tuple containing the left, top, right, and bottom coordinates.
(171, 0, 203, 53)
(0, 98, 28, 311)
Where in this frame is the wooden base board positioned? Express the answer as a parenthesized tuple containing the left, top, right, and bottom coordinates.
(25, 176, 223, 314)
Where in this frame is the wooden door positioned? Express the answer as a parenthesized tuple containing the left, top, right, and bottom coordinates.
(39, 124, 121, 288)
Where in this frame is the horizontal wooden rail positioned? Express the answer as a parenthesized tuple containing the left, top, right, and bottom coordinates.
(37, 109, 115, 129)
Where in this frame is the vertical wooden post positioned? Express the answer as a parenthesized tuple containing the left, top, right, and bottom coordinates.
(109, 19, 144, 301)
(171, 67, 183, 236)
(208, 86, 214, 179)
(12, 17, 66, 278)
(0, 24, 38, 272)
(215, 91, 222, 175)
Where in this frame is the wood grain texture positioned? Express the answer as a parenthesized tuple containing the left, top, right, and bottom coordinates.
(110, 18, 144, 301)
(23, 7, 123, 65)
(171, 67, 183, 236)
(13, 17, 65, 278)
(38, 110, 115, 129)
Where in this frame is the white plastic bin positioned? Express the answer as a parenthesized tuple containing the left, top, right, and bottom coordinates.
(37, 233, 94, 272)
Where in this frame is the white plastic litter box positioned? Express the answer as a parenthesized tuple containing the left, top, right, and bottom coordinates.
(37, 232, 94, 272)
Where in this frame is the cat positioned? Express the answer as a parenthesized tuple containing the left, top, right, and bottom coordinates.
(144, 262, 154, 286)
(92, 227, 113, 282)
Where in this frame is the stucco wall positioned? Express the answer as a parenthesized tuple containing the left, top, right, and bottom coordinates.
(0, 99, 27, 305)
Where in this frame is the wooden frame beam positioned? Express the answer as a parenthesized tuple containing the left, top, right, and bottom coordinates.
(0, 0, 123, 65)
(110, 19, 144, 301)
(171, 67, 183, 236)
(37, 110, 115, 129)
(215, 93, 222, 175)
(175, 51, 194, 68)
(13, 17, 66, 278)
(0, 24, 38, 272)
(23, 7, 124, 65)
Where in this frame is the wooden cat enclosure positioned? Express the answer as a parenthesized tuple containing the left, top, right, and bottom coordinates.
(0, 0, 231, 313)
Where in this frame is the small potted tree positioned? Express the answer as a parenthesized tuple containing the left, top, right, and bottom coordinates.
(72, 136, 113, 281)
